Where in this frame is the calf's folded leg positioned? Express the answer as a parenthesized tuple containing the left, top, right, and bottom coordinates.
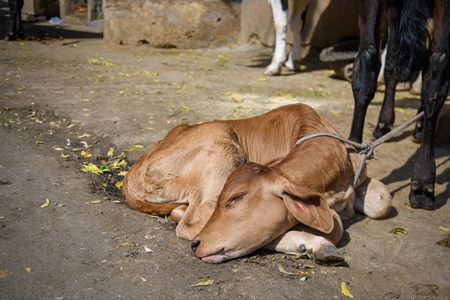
(263, 210, 344, 265)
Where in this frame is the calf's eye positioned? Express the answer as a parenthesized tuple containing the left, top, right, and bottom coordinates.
(226, 193, 246, 207)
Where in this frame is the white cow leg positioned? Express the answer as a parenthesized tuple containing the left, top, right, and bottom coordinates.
(264, 0, 288, 75)
(285, 0, 309, 71)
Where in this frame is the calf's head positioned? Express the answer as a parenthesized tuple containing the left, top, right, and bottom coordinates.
(190, 162, 334, 263)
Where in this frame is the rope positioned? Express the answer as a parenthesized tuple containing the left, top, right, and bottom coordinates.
(295, 111, 425, 187)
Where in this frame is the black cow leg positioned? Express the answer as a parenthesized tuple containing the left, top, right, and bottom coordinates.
(409, 1, 450, 208)
(5, 0, 24, 41)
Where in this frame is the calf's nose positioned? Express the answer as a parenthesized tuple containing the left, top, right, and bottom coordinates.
(191, 239, 200, 253)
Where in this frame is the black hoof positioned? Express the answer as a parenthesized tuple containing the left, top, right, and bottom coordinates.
(4, 33, 16, 41)
(313, 244, 345, 266)
(372, 123, 392, 140)
(4, 31, 24, 41)
(409, 183, 435, 209)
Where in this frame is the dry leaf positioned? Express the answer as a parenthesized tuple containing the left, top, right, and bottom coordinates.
(128, 145, 144, 151)
(142, 71, 159, 77)
(107, 148, 114, 157)
(436, 237, 450, 248)
(25, 268, 32, 273)
(0, 270, 12, 279)
(341, 282, 354, 298)
(90, 200, 103, 204)
(390, 228, 407, 236)
(394, 107, 407, 114)
(80, 141, 91, 148)
(40, 199, 50, 208)
(82, 163, 109, 174)
(439, 226, 449, 231)
(144, 245, 154, 253)
(80, 150, 93, 158)
(278, 266, 306, 276)
(115, 180, 123, 190)
(192, 279, 214, 287)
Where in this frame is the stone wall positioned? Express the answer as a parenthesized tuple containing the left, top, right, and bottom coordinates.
(103, 0, 241, 48)
(102, 0, 359, 51)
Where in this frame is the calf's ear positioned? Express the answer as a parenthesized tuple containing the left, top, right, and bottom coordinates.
(280, 184, 334, 234)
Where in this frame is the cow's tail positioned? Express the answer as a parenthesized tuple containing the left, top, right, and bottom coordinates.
(397, 0, 431, 82)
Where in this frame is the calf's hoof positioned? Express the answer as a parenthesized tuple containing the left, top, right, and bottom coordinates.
(313, 244, 345, 266)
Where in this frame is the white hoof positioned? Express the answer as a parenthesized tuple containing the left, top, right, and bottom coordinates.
(263, 65, 282, 76)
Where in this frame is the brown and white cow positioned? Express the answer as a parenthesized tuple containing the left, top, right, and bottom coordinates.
(122, 103, 392, 265)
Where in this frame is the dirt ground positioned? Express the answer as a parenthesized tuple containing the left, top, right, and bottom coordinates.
(1, 6, 450, 300)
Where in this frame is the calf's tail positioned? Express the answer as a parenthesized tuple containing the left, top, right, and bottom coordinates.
(397, 0, 431, 81)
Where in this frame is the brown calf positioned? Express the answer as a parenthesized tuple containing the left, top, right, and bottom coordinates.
(123, 103, 392, 264)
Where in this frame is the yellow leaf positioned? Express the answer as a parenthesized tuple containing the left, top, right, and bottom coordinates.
(143, 71, 159, 77)
(439, 226, 450, 231)
(0, 269, 13, 279)
(78, 133, 91, 138)
(80, 150, 93, 158)
(278, 266, 292, 275)
(119, 171, 128, 176)
(128, 145, 144, 151)
(107, 148, 115, 157)
(35, 141, 46, 145)
(390, 228, 407, 236)
(257, 77, 266, 82)
(40, 199, 50, 208)
(88, 57, 100, 64)
(341, 282, 354, 298)
(52, 146, 64, 151)
(110, 159, 127, 170)
(278, 265, 304, 276)
(115, 180, 123, 190)
(60, 153, 69, 159)
(90, 200, 103, 204)
(80, 141, 91, 148)
(300, 276, 308, 282)
(192, 279, 214, 287)
(82, 163, 103, 174)
(25, 268, 32, 273)
(394, 107, 407, 114)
